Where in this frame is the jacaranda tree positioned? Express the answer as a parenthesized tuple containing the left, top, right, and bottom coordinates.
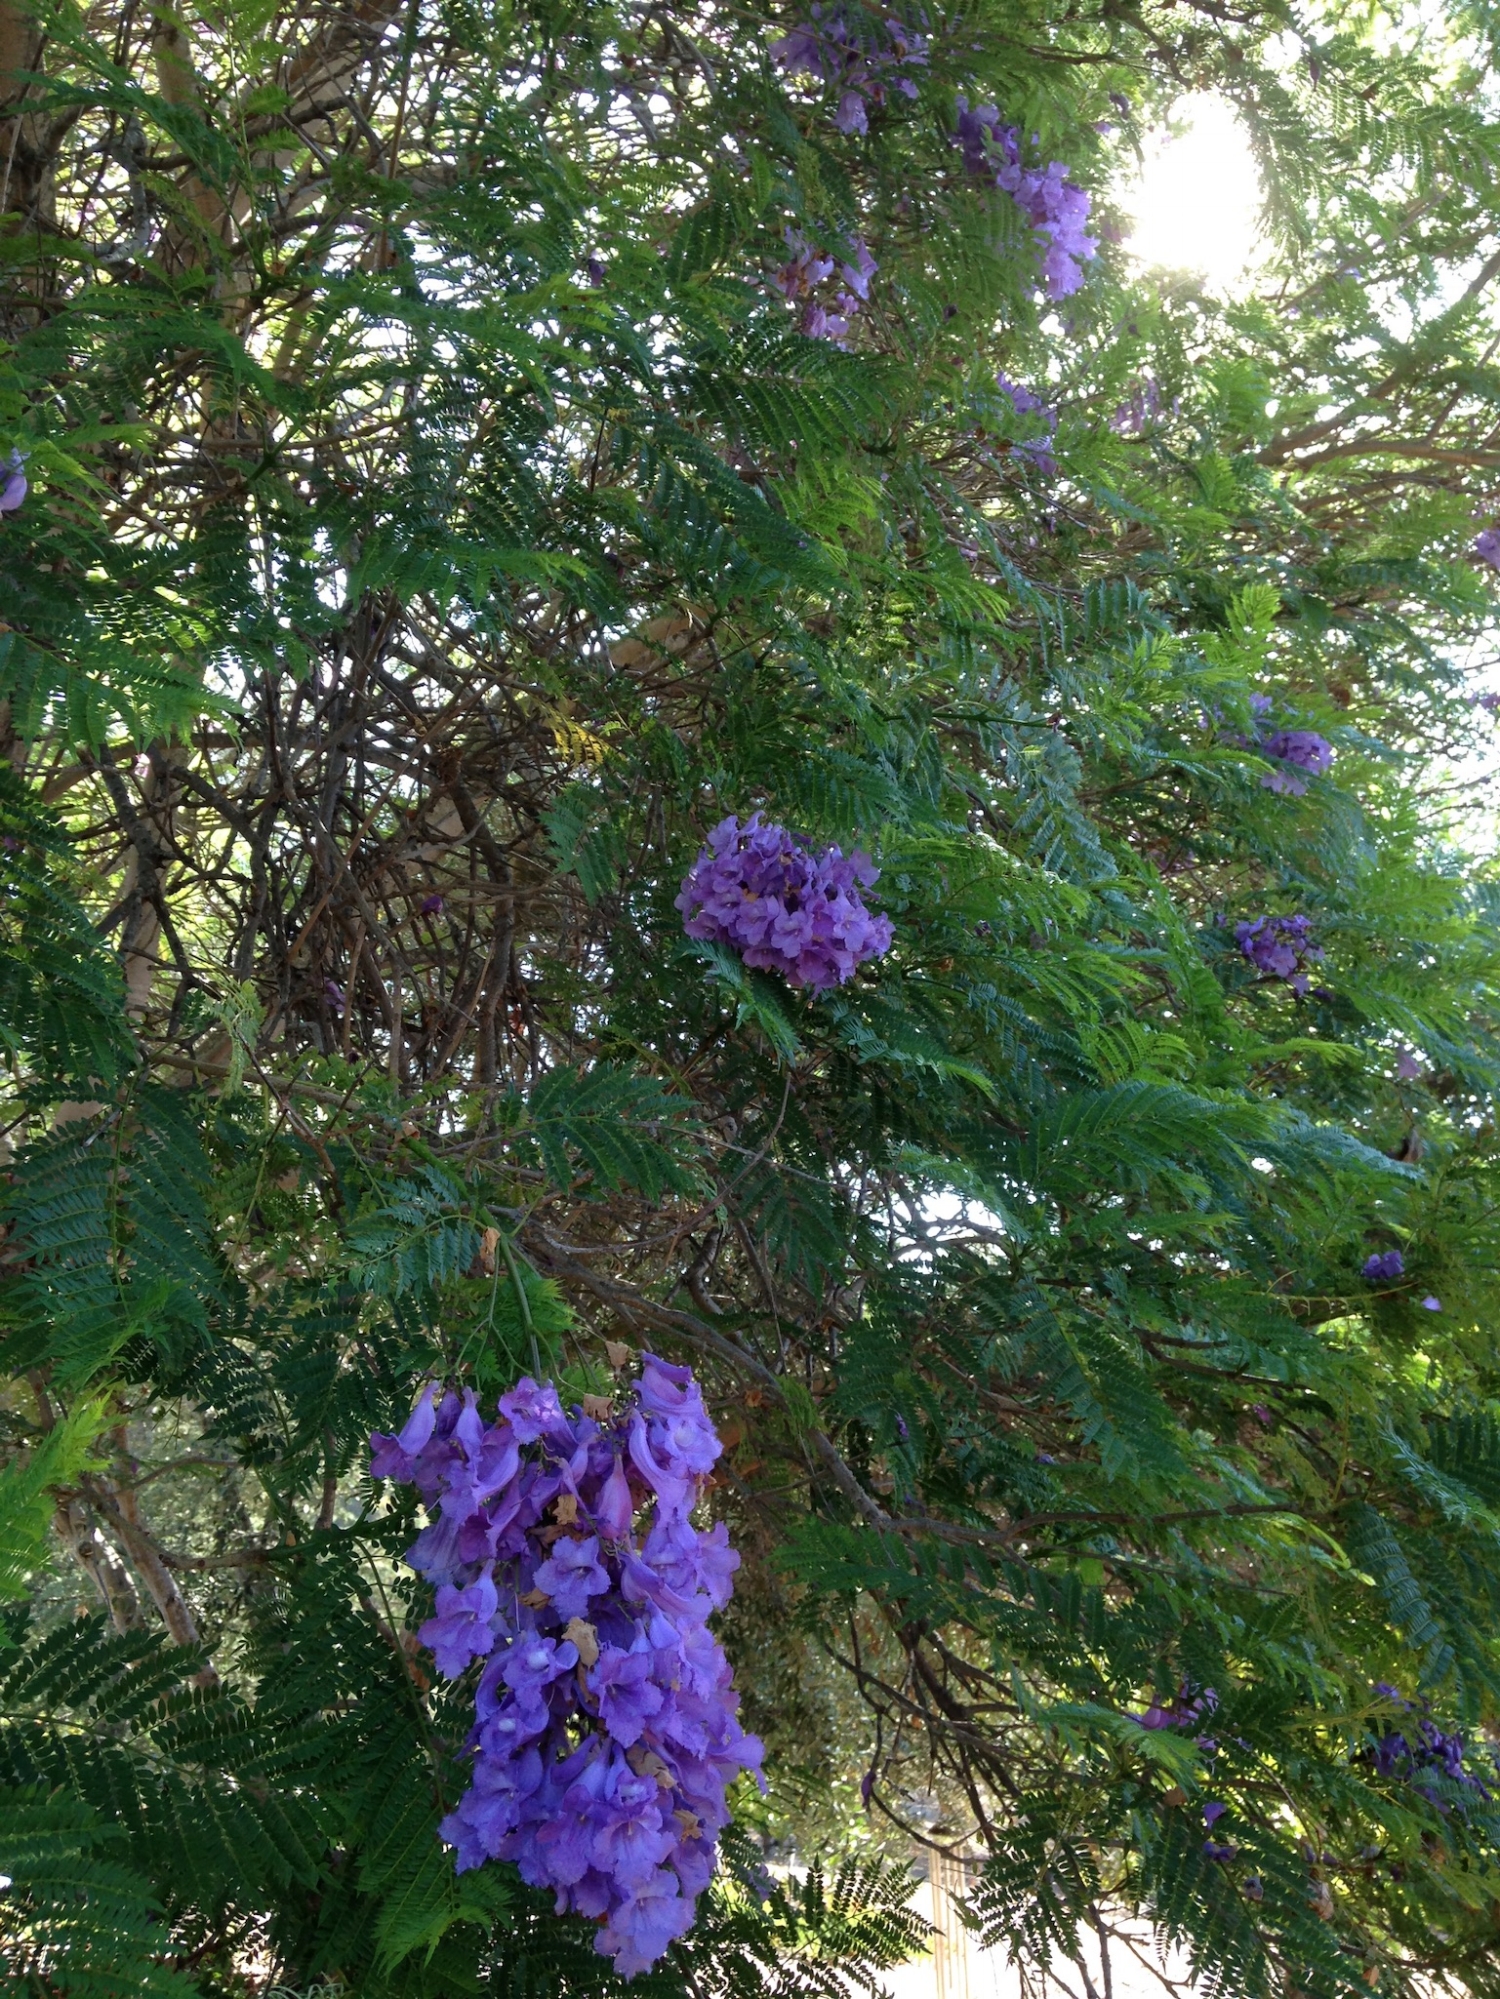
(7, 0, 1500, 1990)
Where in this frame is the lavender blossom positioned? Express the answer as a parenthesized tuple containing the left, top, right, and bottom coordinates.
(676, 812, 892, 991)
(372, 1361, 762, 1977)
(1235, 914, 1325, 993)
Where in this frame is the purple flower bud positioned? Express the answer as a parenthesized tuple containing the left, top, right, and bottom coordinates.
(421, 892, 445, 915)
(1476, 527, 1500, 569)
(323, 978, 346, 1013)
(1422, 1295, 1442, 1311)
(1203, 1800, 1227, 1827)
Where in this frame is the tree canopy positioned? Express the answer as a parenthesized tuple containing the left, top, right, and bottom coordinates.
(7, 0, 1500, 1991)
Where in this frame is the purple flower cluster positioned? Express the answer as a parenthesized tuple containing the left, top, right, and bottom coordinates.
(0, 450, 27, 517)
(1259, 729, 1334, 796)
(1362, 1249, 1404, 1282)
(1475, 528, 1500, 569)
(1137, 1681, 1218, 1732)
(370, 1361, 762, 1978)
(1235, 914, 1324, 995)
(677, 812, 893, 991)
(1234, 696, 1334, 796)
(1112, 378, 1176, 435)
(996, 375, 1057, 475)
(954, 99, 1097, 299)
(770, 7, 928, 135)
(1368, 1687, 1493, 1807)
(770, 227, 877, 342)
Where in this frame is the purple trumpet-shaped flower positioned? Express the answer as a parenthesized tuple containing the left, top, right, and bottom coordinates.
(420, 1572, 501, 1678)
(676, 811, 893, 991)
(533, 1534, 611, 1618)
(370, 1356, 761, 1976)
(1476, 528, 1500, 569)
(591, 1643, 667, 1746)
(0, 449, 27, 515)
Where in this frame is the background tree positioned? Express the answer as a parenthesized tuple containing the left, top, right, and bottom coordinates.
(7, 0, 1500, 1992)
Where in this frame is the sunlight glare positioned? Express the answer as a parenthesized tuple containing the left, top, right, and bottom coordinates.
(1123, 94, 1264, 294)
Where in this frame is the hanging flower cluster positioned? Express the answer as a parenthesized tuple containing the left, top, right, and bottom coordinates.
(1367, 1686, 1495, 1807)
(769, 227, 878, 342)
(996, 375, 1057, 475)
(370, 1361, 762, 1979)
(770, 8, 928, 135)
(954, 99, 1097, 299)
(1235, 913, 1324, 994)
(676, 812, 893, 990)
(1362, 1249, 1405, 1282)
